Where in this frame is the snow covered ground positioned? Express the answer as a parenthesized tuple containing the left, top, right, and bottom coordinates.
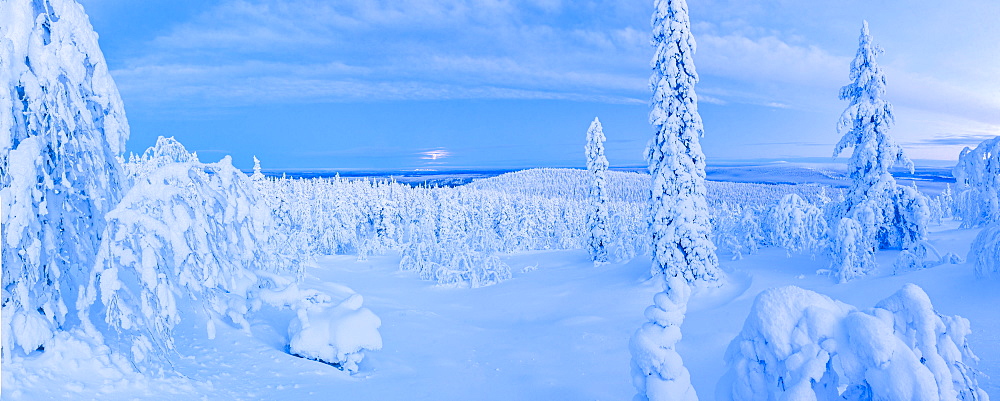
(5, 208, 996, 400)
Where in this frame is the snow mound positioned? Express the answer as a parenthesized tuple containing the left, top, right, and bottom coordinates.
(721, 284, 988, 401)
(258, 275, 382, 373)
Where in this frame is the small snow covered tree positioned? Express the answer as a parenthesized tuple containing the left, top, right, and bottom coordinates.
(631, 0, 710, 399)
(1, 0, 129, 358)
(832, 21, 926, 253)
(767, 194, 828, 257)
(953, 136, 1000, 228)
(585, 117, 611, 265)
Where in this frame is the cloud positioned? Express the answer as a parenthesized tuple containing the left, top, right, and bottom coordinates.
(110, 0, 652, 109)
(904, 134, 998, 147)
(696, 33, 847, 88)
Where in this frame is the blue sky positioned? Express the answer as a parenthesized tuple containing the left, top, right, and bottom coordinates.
(78, 0, 1000, 170)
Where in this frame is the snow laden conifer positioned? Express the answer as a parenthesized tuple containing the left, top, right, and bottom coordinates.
(585, 117, 611, 265)
(631, 0, 711, 399)
(1, 0, 129, 358)
(644, 0, 720, 285)
(829, 21, 927, 280)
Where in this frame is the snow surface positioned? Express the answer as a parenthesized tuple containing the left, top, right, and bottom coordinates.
(4, 213, 997, 400)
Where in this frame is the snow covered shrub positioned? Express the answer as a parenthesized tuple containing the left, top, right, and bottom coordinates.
(829, 216, 876, 283)
(721, 284, 988, 401)
(953, 136, 1000, 228)
(894, 240, 962, 275)
(400, 239, 512, 288)
(969, 223, 1000, 279)
(1, 0, 129, 357)
(712, 203, 766, 260)
(767, 194, 828, 256)
(257, 274, 381, 373)
(585, 117, 611, 265)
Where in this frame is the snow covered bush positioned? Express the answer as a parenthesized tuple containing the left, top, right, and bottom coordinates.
(831, 21, 927, 254)
(585, 117, 611, 265)
(258, 274, 381, 373)
(80, 138, 379, 371)
(894, 240, 962, 274)
(712, 203, 766, 260)
(969, 223, 1000, 279)
(953, 136, 1000, 228)
(721, 284, 988, 401)
(828, 216, 877, 283)
(767, 194, 828, 257)
(1, 0, 129, 358)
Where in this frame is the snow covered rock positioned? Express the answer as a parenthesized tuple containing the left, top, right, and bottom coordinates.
(721, 284, 988, 401)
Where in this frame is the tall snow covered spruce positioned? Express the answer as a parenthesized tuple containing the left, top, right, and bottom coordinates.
(1, 0, 129, 358)
(630, 0, 714, 399)
(830, 21, 927, 280)
(644, 0, 720, 285)
(585, 117, 611, 265)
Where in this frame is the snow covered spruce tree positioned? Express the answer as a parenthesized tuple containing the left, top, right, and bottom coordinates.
(1, 0, 129, 358)
(630, 0, 716, 399)
(585, 117, 611, 265)
(829, 21, 927, 280)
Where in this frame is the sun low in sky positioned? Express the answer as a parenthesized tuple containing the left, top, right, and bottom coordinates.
(80, 0, 1000, 170)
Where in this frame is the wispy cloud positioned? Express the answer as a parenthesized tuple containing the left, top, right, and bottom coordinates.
(112, 0, 651, 108)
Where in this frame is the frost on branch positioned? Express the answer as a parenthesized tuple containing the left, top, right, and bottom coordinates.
(722, 285, 988, 401)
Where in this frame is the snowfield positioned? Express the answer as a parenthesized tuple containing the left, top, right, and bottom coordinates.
(5, 175, 997, 400)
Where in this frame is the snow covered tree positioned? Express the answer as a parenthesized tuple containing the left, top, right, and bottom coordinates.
(722, 284, 988, 401)
(832, 21, 926, 253)
(80, 138, 380, 371)
(1, 0, 129, 358)
(644, 0, 720, 284)
(631, 0, 710, 399)
(767, 194, 828, 257)
(585, 117, 611, 265)
(953, 136, 1000, 228)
